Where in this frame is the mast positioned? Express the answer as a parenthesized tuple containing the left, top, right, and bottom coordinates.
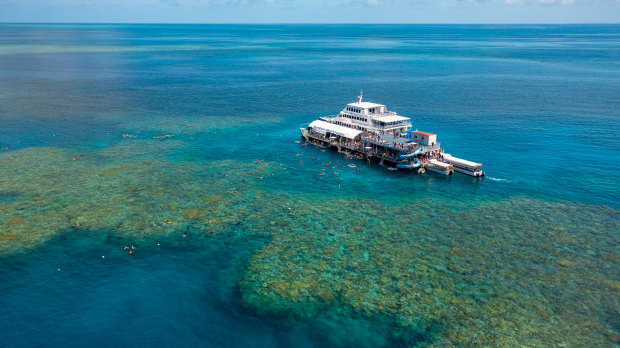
(358, 89, 363, 103)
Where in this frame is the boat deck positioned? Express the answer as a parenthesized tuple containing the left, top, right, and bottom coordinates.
(302, 129, 448, 172)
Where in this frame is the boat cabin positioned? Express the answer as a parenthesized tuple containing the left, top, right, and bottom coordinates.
(330, 95, 412, 135)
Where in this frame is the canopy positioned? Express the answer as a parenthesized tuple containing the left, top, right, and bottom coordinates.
(443, 154, 482, 168)
(375, 115, 410, 123)
(348, 101, 384, 109)
(308, 120, 363, 140)
(429, 159, 452, 169)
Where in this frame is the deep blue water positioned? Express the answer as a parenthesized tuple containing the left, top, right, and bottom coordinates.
(0, 24, 619, 347)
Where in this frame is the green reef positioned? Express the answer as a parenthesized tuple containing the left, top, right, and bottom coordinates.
(0, 140, 618, 347)
(0, 140, 278, 253)
(240, 198, 620, 346)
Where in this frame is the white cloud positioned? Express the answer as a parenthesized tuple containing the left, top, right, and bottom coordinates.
(505, 0, 578, 4)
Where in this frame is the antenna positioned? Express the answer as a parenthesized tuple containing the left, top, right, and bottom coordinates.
(358, 89, 363, 103)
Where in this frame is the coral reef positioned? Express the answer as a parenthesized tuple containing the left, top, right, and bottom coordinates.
(0, 139, 618, 347)
(0, 141, 276, 253)
(240, 197, 620, 346)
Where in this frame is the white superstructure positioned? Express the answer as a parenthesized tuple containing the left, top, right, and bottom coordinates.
(320, 91, 412, 135)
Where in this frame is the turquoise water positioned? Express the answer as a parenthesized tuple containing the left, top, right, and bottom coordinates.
(0, 24, 619, 347)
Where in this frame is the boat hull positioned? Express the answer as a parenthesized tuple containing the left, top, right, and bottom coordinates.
(426, 167, 453, 175)
(396, 163, 421, 170)
(454, 167, 485, 177)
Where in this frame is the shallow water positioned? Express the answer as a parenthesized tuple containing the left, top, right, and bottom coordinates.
(0, 24, 619, 347)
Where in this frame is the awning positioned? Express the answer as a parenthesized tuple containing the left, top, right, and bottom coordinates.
(429, 159, 452, 169)
(375, 115, 410, 123)
(443, 154, 482, 168)
(308, 120, 363, 140)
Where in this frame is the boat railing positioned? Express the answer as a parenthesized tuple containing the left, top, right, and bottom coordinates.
(378, 111, 397, 116)
(424, 143, 442, 151)
(304, 130, 432, 162)
(320, 115, 340, 120)
(362, 137, 416, 148)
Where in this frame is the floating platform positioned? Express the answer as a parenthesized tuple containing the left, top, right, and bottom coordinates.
(300, 94, 484, 177)
(301, 127, 483, 177)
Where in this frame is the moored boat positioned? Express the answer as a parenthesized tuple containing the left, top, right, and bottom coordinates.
(442, 154, 484, 177)
(300, 91, 484, 177)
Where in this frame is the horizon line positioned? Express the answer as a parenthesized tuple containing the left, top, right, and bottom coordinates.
(1, 22, 619, 25)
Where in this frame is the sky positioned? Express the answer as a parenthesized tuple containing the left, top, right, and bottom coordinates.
(0, 0, 618, 23)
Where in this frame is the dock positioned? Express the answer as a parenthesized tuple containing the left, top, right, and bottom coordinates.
(301, 127, 451, 175)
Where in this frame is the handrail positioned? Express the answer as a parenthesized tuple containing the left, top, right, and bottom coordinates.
(305, 130, 439, 160)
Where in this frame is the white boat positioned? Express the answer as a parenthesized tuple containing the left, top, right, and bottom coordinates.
(442, 154, 484, 177)
(300, 92, 484, 178)
(427, 159, 454, 175)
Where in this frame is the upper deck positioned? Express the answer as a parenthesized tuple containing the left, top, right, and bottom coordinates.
(324, 91, 412, 135)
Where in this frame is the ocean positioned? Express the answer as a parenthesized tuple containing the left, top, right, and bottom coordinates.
(0, 24, 618, 347)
